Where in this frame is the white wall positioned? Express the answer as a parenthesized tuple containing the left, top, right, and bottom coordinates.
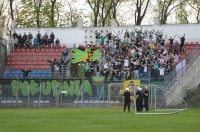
(15, 27, 85, 47)
(15, 24, 200, 48)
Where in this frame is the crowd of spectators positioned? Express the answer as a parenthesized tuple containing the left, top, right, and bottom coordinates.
(77, 28, 186, 81)
(11, 31, 60, 51)
(9, 29, 186, 81)
(47, 56, 70, 78)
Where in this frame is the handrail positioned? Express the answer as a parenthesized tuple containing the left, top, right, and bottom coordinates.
(164, 47, 200, 90)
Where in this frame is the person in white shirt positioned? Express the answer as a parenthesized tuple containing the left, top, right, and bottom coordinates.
(103, 61, 109, 70)
(54, 64, 60, 76)
(141, 63, 148, 80)
(171, 53, 181, 64)
(124, 58, 129, 67)
(158, 66, 165, 80)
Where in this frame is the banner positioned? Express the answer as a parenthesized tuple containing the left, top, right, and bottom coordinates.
(72, 48, 101, 63)
(93, 76, 105, 85)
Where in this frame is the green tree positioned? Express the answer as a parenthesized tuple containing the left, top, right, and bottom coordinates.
(16, 0, 62, 27)
(184, 84, 200, 108)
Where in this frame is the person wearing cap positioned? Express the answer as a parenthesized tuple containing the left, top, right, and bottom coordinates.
(123, 87, 131, 112)
(143, 86, 149, 111)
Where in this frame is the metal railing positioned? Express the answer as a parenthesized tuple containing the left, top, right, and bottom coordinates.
(164, 47, 200, 90)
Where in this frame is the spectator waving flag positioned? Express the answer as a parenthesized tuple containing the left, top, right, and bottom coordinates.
(72, 48, 101, 63)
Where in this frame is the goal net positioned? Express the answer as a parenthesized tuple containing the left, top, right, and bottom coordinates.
(108, 82, 187, 114)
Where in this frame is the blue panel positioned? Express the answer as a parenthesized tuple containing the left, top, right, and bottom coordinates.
(42, 70, 47, 73)
(37, 70, 42, 73)
(10, 74, 14, 78)
(28, 73, 32, 77)
(16, 70, 21, 74)
(35, 74, 41, 78)
(41, 74, 46, 78)
(7, 70, 13, 73)
(31, 70, 37, 73)
(12, 70, 16, 73)
(31, 74, 35, 78)
(46, 74, 51, 78)
(14, 73, 19, 78)
(19, 74, 23, 78)
(4, 73, 9, 78)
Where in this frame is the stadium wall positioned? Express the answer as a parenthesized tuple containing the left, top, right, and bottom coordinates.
(14, 24, 200, 48)
(165, 56, 200, 106)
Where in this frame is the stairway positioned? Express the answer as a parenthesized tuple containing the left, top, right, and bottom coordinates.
(164, 42, 200, 90)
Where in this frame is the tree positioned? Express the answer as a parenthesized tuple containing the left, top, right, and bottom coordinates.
(175, 1, 189, 24)
(9, 0, 14, 20)
(16, 0, 61, 27)
(35, 0, 42, 27)
(110, 0, 126, 26)
(156, 0, 185, 24)
(133, 0, 151, 25)
(0, 0, 10, 38)
(99, 0, 114, 26)
(87, 0, 101, 27)
(57, 0, 84, 27)
(188, 0, 200, 23)
(87, 0, 129, 27)
(50, 0, 56, 27)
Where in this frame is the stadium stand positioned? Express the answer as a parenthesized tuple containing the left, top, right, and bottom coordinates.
(3, 29, 200, 82)
(4, 45, 67, 79)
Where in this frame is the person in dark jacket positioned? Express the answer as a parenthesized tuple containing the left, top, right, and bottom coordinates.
(136, 87, 143, 112)
(50, 32, 55, 45)
(123, 87, 131, 112)
(21, 69, 32, 78)
(143, 86, 149, 111)
(55, 38, 60, 48)
(47, 58, 57, 73)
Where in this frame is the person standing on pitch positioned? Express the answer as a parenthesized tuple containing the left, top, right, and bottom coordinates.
(143, 86, 149, 111)
(123, 88, 131, 112)
(136, 87, 143, 112)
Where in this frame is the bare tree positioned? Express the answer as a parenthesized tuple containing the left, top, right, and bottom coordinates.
(187, 0, 200, 23)
(9, 0, 14, 20)
(87, 0, 101, 27)
(176, 1, 189, 24)
(34, 0, 41, 27)
(0, 0, 9, 37)
(50, 0, 56, 27)
(98, 0, 114, 26)
(158, 0, 185, 24)
(133, 0, 151, 25)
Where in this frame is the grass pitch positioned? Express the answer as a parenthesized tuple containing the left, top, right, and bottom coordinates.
(0, 108, 199, 132)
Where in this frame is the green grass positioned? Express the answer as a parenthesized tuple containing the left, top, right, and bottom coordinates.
(0, 108, 199, 132)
